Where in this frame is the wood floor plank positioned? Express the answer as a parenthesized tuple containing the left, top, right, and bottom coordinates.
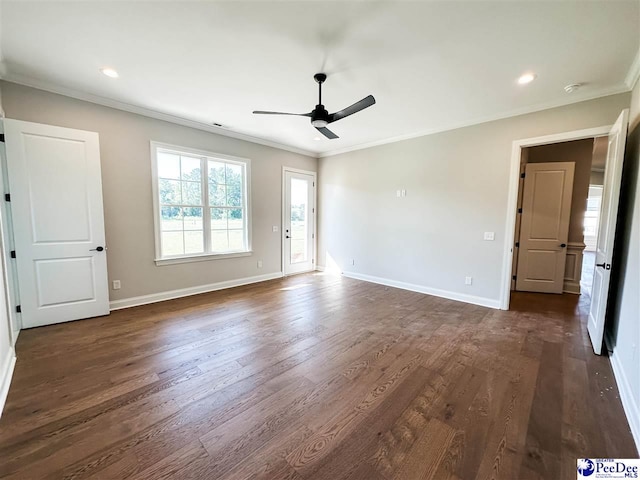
(0, 274, 635, 480)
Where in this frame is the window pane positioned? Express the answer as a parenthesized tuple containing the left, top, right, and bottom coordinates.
(162, 231, 184, 256)
(159, 179, 182, 205)
(183, 207, 203, 231)
(227, 181, 242, 207)
(211, 230, 229, 252)
(182, 181, 202, 206)
(209, 182, 226, 206)
(229, 230, 245, 251)
(210, 208, 227, 229)
(184, 231, 204, 254)
(290, 178, 308, 264)
(157, 152, 180, 179)
(161, 206, 183, 231)
(228, 209, 243, 229)
(181, 156, 201, 182)
(226, 164, 243, 206)
(208, 161, 226, 184)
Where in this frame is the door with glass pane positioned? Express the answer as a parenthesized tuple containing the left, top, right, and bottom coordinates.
(284, 169, 315, 275)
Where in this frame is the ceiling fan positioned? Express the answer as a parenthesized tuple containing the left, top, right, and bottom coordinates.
(253, 73, 376, 139)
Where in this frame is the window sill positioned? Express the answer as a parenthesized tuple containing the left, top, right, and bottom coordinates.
(155, 251, 253, 266)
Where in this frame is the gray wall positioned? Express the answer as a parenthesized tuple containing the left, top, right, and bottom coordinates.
(607, 77, 640, 445)
(318, 92, 630, 305)
(0, 81, 317, 302)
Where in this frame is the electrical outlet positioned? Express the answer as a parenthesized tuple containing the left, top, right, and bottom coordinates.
(396, 190, 401, 198)
(484, 232, 495, 241)
(465, 276, 472, 285)
(112, 280, 121, 290)
(272, 226, 278, 232)
(257, 260, 263, 269)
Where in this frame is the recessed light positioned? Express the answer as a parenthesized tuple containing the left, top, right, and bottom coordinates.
(314, 137, 321, 141)
(517, 73, 536, 85)
(100, 68, 119, 78)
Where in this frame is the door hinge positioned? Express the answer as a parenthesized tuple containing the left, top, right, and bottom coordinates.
(312, 208, 315, 213)
(512, 275, 517, 281)
(313, 182, 315, 187)
(312, 259, 314, 263)
(10, 250, 15, 258)
(4, 194, 10, 202)
(312, 233, 315, 239)
(518, 208, 523, 214)
(515, 242, 519, 248)
(16, 305, 21, 313)
(0, 134, 5, 143)
(520, 172, 525, 179)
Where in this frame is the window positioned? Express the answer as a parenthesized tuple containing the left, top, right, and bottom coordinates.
(151, 142, 251, 264)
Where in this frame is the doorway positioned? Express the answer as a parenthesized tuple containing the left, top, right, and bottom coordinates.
(501, 110, 629, 355)
(282, 167, 316, 276)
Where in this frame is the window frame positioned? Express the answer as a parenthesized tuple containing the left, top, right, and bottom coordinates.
(150, 141, 252, 266)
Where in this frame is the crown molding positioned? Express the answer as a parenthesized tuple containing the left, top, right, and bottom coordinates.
(1, 71, 632, 162)
(625, 45, 640, 90)
(0, 73, 318, 158)
(318, 83, 630, 158)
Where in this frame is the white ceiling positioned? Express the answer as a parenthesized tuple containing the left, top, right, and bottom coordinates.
(1, 1, 639, 157)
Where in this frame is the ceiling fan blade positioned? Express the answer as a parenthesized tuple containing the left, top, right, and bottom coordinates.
(329, 95, 376, 123)
(252, 110, 312, 116)
(316, 126, 339, 139)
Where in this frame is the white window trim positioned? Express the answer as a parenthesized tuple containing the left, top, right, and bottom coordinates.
(150, 141, 252, 266)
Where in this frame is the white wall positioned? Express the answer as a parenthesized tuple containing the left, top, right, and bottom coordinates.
(318, 93, 630, 307)
(0, 81, 317, 305)
(606, 77, 640, 449)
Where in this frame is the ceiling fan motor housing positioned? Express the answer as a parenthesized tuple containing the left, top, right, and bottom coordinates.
(311, 105, 330, 127)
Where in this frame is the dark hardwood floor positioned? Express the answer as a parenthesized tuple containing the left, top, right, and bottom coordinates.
(0, 272, 636, 479)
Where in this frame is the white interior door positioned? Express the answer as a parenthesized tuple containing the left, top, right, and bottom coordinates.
(588, 109, 629, 355)
(4, 119, 109, 328)
(283, 169, 315, 275)
(516, 161, 575, 293)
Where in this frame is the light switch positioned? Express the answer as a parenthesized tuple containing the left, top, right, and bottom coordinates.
(272, 226, 278, 232)
(484, 232, 495, 241)
(396, 190, 401, 198)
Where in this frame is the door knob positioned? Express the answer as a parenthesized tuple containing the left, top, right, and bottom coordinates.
(285, 235, 291, 239)
(596, 262, 611, 270)
(90, 246, 105, 252)
(560, 243, 567, 248)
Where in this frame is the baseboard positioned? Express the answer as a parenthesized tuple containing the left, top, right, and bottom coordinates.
(0, 347, 16, 419)
(563, 281, 581, 295)
(341, 271, 501, 309)
(315, 265, 326, 272)
(109, 272, 284, 311)
(605, 333, 640, 452)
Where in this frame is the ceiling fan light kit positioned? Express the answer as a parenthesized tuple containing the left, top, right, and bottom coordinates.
(253, 72, 376, 139)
